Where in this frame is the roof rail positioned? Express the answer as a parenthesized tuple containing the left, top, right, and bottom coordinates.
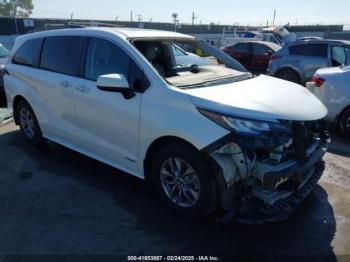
(44, 23, 85, 29)
(33, 21, 125, 31)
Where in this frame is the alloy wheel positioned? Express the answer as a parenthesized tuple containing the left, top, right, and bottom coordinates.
(19, 107, 35, 139)
(160, 157, 201, 208)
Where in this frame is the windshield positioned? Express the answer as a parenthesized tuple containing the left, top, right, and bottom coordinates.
(133, 38, 250, 88)
(172, 45, 187, 57)
(0, 44, 10, 58)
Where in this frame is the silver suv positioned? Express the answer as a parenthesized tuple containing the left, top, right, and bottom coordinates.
(268, 40, 350, 84)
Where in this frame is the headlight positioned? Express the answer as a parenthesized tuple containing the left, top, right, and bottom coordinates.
(198, 108, 290, 136)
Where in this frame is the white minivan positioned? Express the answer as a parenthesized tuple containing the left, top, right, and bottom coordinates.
(4, 27, 330, 223)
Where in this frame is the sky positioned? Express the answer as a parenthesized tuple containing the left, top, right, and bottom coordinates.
(31, 0, 350, 26)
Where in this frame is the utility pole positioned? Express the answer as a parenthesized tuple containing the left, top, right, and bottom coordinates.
(137, 14, 142, 22)
(70, 13, 74, 20)
(192, 12, 197, 27)
(130, 11, 133, 22)
(172, 13, 179, 32)
(272, 9, 276, 26)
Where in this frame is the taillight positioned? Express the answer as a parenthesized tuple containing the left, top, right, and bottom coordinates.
(270, 55, 282, 61)
(311, 75, 325, 87)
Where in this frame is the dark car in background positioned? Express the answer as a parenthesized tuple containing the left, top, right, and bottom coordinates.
(0, 43, 10, 106)
(221, 41, 281, 73)
(268, 39, 350, 84)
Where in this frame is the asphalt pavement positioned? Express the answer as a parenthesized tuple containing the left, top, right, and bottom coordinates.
(0, 123, 350, 261)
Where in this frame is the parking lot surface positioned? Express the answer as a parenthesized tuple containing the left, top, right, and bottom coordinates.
(0, 108, 11, 125)
(0, 122, 350, 260)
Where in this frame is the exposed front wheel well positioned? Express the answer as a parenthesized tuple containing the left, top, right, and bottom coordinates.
(144, 136, 202, 182)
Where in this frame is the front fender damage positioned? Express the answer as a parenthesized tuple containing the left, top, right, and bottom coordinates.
(202, 122, 330, 224)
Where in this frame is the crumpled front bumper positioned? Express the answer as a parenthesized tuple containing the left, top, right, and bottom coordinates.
(233, 161, 325, 224)
(209, 134, 330, 224)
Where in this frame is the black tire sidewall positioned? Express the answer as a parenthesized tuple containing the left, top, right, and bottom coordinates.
(17, 101, 43, 144)
(151, 143, 218, 219)
(340, 109, 350, 137)
(277, 69, 300, 83)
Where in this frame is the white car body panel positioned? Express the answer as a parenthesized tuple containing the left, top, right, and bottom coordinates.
(187, 75, 327, 121)
(4, 27, 327, 181)
(308, 66, 350, 123)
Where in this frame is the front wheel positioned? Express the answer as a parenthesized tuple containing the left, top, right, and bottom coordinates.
(339, 108, 350, 137)
(152, 143, 218, 219)
(276, 69, 300, 83)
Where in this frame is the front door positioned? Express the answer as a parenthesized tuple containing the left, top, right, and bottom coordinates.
(232, 42, 252, 70)
(251, 43, 272, 72)
(74, 37, 145, 174)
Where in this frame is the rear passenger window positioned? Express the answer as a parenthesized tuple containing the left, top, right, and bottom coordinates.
(12, 38, 43, 67)
(233, 43, 250, 53)
(40, 36, 84, 76)
(289, 44, 327, 57)
(252, 44, 269, 55)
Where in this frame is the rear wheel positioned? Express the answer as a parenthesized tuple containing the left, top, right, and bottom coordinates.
(17, 101, 44, 144)
(151, 143, 218, 219)
(276, 69, 300, 83)
(339, 108, 350, 137)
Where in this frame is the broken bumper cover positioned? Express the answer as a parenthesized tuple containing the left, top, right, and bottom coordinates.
(216, 137, 329, 224)
(258, 139, 328, 193)
(234, 161, 325, 224)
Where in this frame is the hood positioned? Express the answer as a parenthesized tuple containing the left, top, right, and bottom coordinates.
(186, 75, 327, 121)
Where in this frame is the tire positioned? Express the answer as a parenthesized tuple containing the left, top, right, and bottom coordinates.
(151, 143, 218, 219)
(16, 101, 45, 144)
(276, 69, 300, 84)
(339, 108, 350, 137)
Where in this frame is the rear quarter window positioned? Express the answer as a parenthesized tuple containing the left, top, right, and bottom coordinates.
(289, 44, 328, 58)
(40, 36, 85, 76)
(12, 38, 43, 67)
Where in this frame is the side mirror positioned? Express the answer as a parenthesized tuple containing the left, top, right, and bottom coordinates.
(265, 50, 273, 56)
(97, 74, 135, 99)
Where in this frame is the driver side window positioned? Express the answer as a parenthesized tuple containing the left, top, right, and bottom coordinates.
(85, 38, 130, 81)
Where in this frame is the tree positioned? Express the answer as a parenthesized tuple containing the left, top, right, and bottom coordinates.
(0, 0, 34, 17)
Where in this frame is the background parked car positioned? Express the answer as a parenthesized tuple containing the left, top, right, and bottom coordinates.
(307, 66, 350, 137)
(0, 43, 10, 106)
(221, 41, 281, 73)
(268, 39, 350, 84)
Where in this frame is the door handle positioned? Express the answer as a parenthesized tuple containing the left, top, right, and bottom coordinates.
(59, 81, 72, 88)
(75, 85, 90, 94)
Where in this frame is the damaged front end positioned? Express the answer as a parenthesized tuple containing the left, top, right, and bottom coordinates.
(201, 109, 330, 224)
